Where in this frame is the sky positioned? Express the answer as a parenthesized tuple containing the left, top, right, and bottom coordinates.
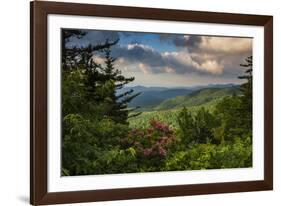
(65, 29, 252, 87)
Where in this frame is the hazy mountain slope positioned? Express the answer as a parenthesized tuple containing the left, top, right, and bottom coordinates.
(154, 87, 240, 111)
(129, 96, 223, 129)
(128, 88, 193, 108)
(117, 84, 240, 110)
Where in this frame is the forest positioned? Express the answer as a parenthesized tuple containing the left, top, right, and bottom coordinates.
(61, 29, 252, 176)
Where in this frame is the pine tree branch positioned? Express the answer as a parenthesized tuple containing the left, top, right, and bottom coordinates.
(116, 89, 134, 99)
(128, 112, 142, 119)
(120, 92, 141, 104)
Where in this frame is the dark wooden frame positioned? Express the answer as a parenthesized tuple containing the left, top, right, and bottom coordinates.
(30, 1, 273, 205)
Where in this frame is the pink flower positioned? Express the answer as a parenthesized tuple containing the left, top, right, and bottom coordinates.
(158, 146, 167, 157)
(150, 119, 173, 134)
(133, 141, 140, 146)
(143, 148, 152, 156)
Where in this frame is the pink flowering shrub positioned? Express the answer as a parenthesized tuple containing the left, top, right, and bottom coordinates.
(124, 119, 177, 159)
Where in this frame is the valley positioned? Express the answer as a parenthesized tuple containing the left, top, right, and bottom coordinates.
(127, 85, 241, 128)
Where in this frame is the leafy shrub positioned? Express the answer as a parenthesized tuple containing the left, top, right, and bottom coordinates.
(62, 114, 135, 175)
(126, 119, 177, 157)
(210, 136, 252, 168)
(177, 107, 196, 145)
(165, 137, 252, 171)
(177, 107, 218, 145)
(213, 96, 245, 142)
(122, 119, 178, 171)
(165, 143, 215, 170)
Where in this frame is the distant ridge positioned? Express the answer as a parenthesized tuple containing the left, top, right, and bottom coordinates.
(155, 86, 241, 111)
(117, 84, 240, 110)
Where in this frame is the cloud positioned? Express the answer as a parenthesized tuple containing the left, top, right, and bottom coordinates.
(162, 51, 224, 74)
(65, 29, 252, 78)
(198, 60, 224, 74)
(161, 34, 252, 55)
(173, 35, 203, 52)
(113, 43, 165, 68)
(159, 34, 202, 52)
(91, 56, 105, 64)
(127, 43, 154, 51)
(164, 66, 175, 73)
(174, 35, 252, 76)
(98, 39, 250, 77)
(198, 36, 252, 54)
(138, 63, 151, 74)
(113, 43, 224, 75)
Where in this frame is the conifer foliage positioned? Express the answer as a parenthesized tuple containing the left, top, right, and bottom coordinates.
(62, 30, 140, 124)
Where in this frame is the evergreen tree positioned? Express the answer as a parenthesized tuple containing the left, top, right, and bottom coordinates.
(238, 56, 252, 102)
(100, 44, 141, 124)
(212, 56, 253, 143)
(238, 56, 253, 132)
(62, 29, 86, 63)
(61, 29, 120, 118)
(177, 107, 196, 144)
(61, 29, 118, 71)
(213, 96, 244, 142)
(62, 31, 141, 124)
(194, 107, 217, 144)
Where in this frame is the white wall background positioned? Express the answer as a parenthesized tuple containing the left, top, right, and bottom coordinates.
(0, 0, 279, 205)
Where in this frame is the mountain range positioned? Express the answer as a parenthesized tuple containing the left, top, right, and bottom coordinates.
(117, 84, 240, 110)
(155, 86, 241, 111)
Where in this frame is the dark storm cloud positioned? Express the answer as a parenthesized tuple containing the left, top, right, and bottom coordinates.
(112, 41, 252, 77)
(113, 44, 164, 68)
(173, 35, 202, 51)
(186, 36, 202, 52)
(112, 43, 204, 75)
(159, 33, 202, 51)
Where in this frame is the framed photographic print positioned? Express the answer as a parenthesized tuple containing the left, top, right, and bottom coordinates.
(30, 1, 273, 205)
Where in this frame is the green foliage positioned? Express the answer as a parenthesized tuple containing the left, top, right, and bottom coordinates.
(100, 46, 141, 124)
(62, 69, 87, 116)
(177, 106, 220, 145)
(61, 35, 253, 176)
(61, 30, 141, 175)
(213, 96, 246, 142)
(165, 137, 252, 171)
(210, 136, 252, 168)
(62, 114, 137, 175)
(193, 107, 218, 144)
(155, 87, 240, 111)
(129, 98, 219, 129)
(177, 107, 196, 145)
